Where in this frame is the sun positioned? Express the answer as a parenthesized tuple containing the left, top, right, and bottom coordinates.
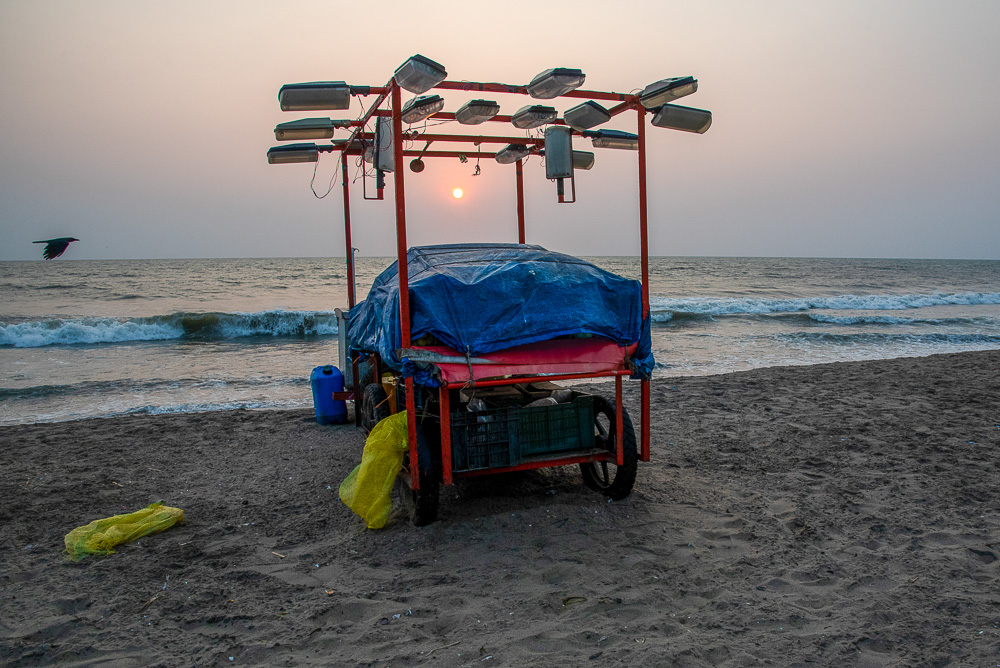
(452, 188, 464, 199)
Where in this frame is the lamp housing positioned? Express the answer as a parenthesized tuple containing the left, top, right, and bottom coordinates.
(572, 151, 595, 170)
(394, 54, 447, 94)
(274, 118, 343, 141)
(267, 143, 320, 164)
(639, 77, 698, 109)
(495, 143, 531, 165)
(590, 129, 639, 150)
(455, 99, 500, 125)
(651, 103, 713, 133)
(278, 82, 350, 111)
(527, 68, 586, 99)
(564, 100, 611, 130)
(511, 104, 557, 129)
(400, 94, 445, 124)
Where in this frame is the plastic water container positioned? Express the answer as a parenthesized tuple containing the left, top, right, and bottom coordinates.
(310, 365, 346, 425)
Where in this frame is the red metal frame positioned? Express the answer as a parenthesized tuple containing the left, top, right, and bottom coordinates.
(331, 73, 655, 489)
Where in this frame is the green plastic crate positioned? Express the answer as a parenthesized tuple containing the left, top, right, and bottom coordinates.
(449, 407, 519, 472)
(449, 395, 595, 471)
(518, 395, 595, 456)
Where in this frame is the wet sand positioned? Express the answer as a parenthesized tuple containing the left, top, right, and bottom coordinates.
(2, 350, 998, 666)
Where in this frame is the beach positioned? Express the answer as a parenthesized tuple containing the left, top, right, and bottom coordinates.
(2, 350, 998, 666)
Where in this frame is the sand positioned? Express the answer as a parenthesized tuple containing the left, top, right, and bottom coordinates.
(1, 350, 998, 667)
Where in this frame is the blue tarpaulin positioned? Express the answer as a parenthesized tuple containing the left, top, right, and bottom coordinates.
(348, 243, 653, 380)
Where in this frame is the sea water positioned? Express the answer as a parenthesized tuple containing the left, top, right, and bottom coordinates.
(2, 256, 998, 424)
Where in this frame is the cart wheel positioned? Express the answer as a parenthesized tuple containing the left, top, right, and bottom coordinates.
(580, 395, 638, 500)
(410, 420, 439, 526)
(361, 383, 391, 434)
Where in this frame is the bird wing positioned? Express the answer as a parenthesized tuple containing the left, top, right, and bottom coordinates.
(42, 240, 70, 260)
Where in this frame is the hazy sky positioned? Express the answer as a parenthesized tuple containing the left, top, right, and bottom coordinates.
(1, 0, 998, 260)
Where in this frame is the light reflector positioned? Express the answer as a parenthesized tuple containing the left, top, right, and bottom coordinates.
(651, 103, 713, 133)
(278, 82, 350, 111)
(455, 99, 500, 125)
(527, 68, 586, 99)
(267, 143, 320, 164)
(400, 94, 445, 124)
(572, 151, 595, 170)
(274, 118, 337, 141)
(511, 104, 557, 129)
(564, 100, 611, 130)
(590, 130, 639, 150)
(640, 77, 698, 109)
(394, 54, 447, 94)
(495, 143, 531, 164)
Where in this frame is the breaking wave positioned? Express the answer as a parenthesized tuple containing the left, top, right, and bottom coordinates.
(0, 310, 339, 348)
(650, 291, 1000, 321)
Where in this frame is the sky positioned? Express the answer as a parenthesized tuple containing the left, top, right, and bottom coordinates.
(1, 0, 998, 261)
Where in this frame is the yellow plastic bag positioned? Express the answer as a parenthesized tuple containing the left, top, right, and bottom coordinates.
(339, 411, 409, 529)
(64, 502, 185, 560)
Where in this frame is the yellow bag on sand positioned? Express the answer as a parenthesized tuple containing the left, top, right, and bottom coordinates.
(339, 411, 409, 529)
(65, 502, 184, 560)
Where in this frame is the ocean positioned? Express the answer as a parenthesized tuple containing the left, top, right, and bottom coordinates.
(2, 256, 999, 425)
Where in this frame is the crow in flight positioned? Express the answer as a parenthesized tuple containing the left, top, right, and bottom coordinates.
(33, 237, 79, 260)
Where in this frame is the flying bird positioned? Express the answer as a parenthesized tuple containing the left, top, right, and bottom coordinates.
(33, 237, 79, 260)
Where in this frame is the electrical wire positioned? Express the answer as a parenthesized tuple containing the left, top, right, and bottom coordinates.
(309, 151, 341, 199)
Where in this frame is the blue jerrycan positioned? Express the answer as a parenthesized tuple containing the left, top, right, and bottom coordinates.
(310, 365, 346, 425)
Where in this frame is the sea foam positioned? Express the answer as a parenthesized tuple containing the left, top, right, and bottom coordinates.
(0, 309, 339, 348)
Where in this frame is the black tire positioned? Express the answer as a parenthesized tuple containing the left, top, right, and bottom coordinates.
(580, 395, 638, 500)
(361, 383, 391, 434)
(410, 420, 439, 526)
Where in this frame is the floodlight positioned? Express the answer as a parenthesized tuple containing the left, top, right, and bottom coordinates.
(495, 143, 531, 164)
(651, 103, 713, 133)
(394, 54, 448, 94)
(400, 95, 445, 124)
(455, 99, 500, 125)
(639, 77, 698, 109)
(527, 68, 586, 99)
(572, 151, 595, 170)
(544, 126, 573, 180)
(511, 104, 557, 129)
(274, 118, 345, 141)
(267, 143, 320, 164)
(564, 100, 611, 130)
(278, 82, 351, 111)
(589, 129, 639, 150)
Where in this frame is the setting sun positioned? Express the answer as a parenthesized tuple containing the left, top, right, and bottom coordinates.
(452, 188, 463, 199)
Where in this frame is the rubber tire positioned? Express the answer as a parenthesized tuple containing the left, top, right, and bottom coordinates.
(361, 383, 390, 434)
(410, 420, 440, 527)
(580, 395, 638, 500)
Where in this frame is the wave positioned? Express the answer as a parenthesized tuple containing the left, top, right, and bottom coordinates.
(802, 313, 994, 326)
(117, 399, 308, 418)
(650, 291, 1000, 317)
(0, 310, 340, 348)
(0, 376, 311, 402)
(774, 332, 1000, 346)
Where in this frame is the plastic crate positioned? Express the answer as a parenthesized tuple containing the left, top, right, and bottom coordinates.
(449, 395, 595, 471)
(518, 395, 595, 456)
(449, 407, 519, 471)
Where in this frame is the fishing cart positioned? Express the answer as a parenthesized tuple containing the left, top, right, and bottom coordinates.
(267, 56, 711, 524)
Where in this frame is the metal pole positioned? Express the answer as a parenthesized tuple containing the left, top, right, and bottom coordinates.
(341, 152, 356, 309)
(515, 158, 526, 244)
(389, 84, 420, 490)
(637, 104, 651, 462)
